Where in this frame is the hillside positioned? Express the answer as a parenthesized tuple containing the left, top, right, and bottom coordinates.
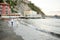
(16, 0, 45, 18)
(0, 0, 45, 18)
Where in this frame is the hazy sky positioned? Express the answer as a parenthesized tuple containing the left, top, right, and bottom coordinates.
(29, 0, 60, 15)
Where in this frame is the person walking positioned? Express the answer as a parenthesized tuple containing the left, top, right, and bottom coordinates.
(11, 19, 14, 26)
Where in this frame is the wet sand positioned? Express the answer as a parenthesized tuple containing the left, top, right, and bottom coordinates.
(0, 20, 24, 40)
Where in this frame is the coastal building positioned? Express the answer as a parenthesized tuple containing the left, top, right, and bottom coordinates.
(24, 10, 37, 16)
(24, 10, 41, 18)
(0, 3, 20, 20)
(0, 3, 11, 15)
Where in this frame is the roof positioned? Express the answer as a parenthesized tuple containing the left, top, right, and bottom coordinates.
(0, 3, 10, 6)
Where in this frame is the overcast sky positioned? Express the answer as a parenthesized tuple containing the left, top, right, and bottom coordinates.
(29, 0, 60, 15)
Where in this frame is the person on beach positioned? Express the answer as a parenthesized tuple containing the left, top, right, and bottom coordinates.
(11, 21, 13, 26)
(11, 19, 14, 26)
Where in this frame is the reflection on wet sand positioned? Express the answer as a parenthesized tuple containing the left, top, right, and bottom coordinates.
(9, 19, 60, 40)
(0, 20, 24, 40)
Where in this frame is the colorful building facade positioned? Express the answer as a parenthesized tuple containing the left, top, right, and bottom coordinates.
(0, 3, 11, 15)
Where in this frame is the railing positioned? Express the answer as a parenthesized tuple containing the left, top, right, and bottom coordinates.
(1, 16, 41, 19)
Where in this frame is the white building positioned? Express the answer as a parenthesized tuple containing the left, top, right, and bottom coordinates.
(24, 10, 41, 17)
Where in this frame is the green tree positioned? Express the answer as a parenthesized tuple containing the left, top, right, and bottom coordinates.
(28, 2, 45, 18)
(0, 0, 4, 3)
(28, 2, 44, 14)
(6, 0, 17, 13)
(0, 0, 17, 13)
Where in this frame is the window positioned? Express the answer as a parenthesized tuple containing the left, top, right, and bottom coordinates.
(0, 12, 1, 17)
(5, 6, 8, 9)
(0, 5, 2, 14)
(0, 9, 2, 14)
(6, 11, 8, 14)
(0, 5, 2, 9)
